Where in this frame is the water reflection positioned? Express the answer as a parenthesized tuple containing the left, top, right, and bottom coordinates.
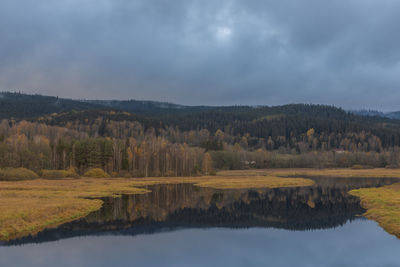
(2, 221, 400, 267)
(4, 176, 399, 245)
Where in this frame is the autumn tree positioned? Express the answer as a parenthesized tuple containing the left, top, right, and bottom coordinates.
(202, 152, 213, 175)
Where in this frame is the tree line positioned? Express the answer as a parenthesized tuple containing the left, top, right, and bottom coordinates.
(1, 117, 400, 177)
(0, 120, 206, 176)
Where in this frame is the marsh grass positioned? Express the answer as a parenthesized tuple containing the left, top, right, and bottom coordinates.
(274, 168, 400, 178)
(218, 168, 400, 179)
(0, 178, 150, 241)
(41, 168, 78, 179)
(193, 176, 314, 189)
(350, 184, 400, 238)
(284, 169, 400, 180)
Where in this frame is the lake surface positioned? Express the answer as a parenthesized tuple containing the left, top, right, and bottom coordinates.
(1, 177, 400, 267)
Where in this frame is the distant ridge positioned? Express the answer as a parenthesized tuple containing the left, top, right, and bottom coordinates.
(0, 91, 219, 118)
(2, 91, 400, 128)
(350, 109, 400, 120)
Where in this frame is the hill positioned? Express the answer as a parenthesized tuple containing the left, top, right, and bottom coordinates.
(3, 92, 400, 150)
(2, 92, 400, 175)
(0, 91, 216, 119)
(0, 92, 103, 119)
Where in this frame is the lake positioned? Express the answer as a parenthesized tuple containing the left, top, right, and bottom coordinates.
(1, 177, 400, 267)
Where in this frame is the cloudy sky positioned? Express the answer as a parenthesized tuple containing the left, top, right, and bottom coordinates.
(1, 0, 400, 110)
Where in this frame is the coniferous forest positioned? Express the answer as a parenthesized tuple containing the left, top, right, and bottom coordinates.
(2, 92, 400, 177)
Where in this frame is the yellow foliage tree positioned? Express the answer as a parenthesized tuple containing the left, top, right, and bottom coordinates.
(307, 128, 315, 138)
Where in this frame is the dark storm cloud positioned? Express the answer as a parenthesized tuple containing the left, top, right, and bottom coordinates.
(1, 0, 400, 110)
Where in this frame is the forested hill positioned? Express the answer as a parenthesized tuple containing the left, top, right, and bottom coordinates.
(0, 92, 105, 119)
(3, 91, 400, 150)
(0, 91, 395, 122)
(0, 92, 212, 119)
(3, 92, 400, 175)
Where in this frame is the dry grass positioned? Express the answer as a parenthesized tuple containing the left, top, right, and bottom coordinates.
(272, 168, 400, 178)
(0, 196, 103, 241)
(350, 184, 400, 238)
(0, 174, 314, 241)
(0, 178, 148, 241)
(218, 168, 400, 179)
(41, 168, 78, 179)
(217, 169, 274, 176)
(193, 176, 314, 189)
(124, 175, 315, 190)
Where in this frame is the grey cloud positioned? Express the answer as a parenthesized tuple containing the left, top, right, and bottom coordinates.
(0, 0, 400, 110)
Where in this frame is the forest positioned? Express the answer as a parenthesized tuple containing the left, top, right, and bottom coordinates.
(1, 92, 400, 177)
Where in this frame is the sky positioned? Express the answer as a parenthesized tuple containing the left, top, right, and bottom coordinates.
(1, 0, 400, 110)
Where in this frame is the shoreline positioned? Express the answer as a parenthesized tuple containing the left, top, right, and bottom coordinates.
(2, 168, 400, 241)
(0, 173, 314, 241)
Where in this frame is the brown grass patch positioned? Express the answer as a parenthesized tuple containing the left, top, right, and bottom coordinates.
(41, 168, 79, 179)
(193, 176, 314, 189)
(0, 178, 148, 241)
(349, 183, 400, 238)
(217, 168, 400, 179)
(274, 168, 400, 178)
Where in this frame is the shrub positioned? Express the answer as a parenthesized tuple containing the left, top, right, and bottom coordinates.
(209, 151, 242, 170)
(83, 168, 110, 178)
(41, 168, 79, 179)
(0, 168, 39, 181)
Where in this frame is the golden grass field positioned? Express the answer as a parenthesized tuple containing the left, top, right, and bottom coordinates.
(193, 176, 313, 189)
(350, 184, 400, 238)
(0, 178, 149, 241)
(218, 168, 400, 178)
(275, 168, 400, 178)
(0, 174, 314, 241)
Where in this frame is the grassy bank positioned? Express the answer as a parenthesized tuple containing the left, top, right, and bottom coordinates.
(193, 176, 313, 189)
(274, 168, 400, 178)
(0, 178, 150, 241)
(0, 173, 314, 241)
(218, 168, 400, 179)
(349, 184, 400, 238)
(4, 168, 400, 241)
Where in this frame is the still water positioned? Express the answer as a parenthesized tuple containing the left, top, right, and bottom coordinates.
(1, 177, 400, 267)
